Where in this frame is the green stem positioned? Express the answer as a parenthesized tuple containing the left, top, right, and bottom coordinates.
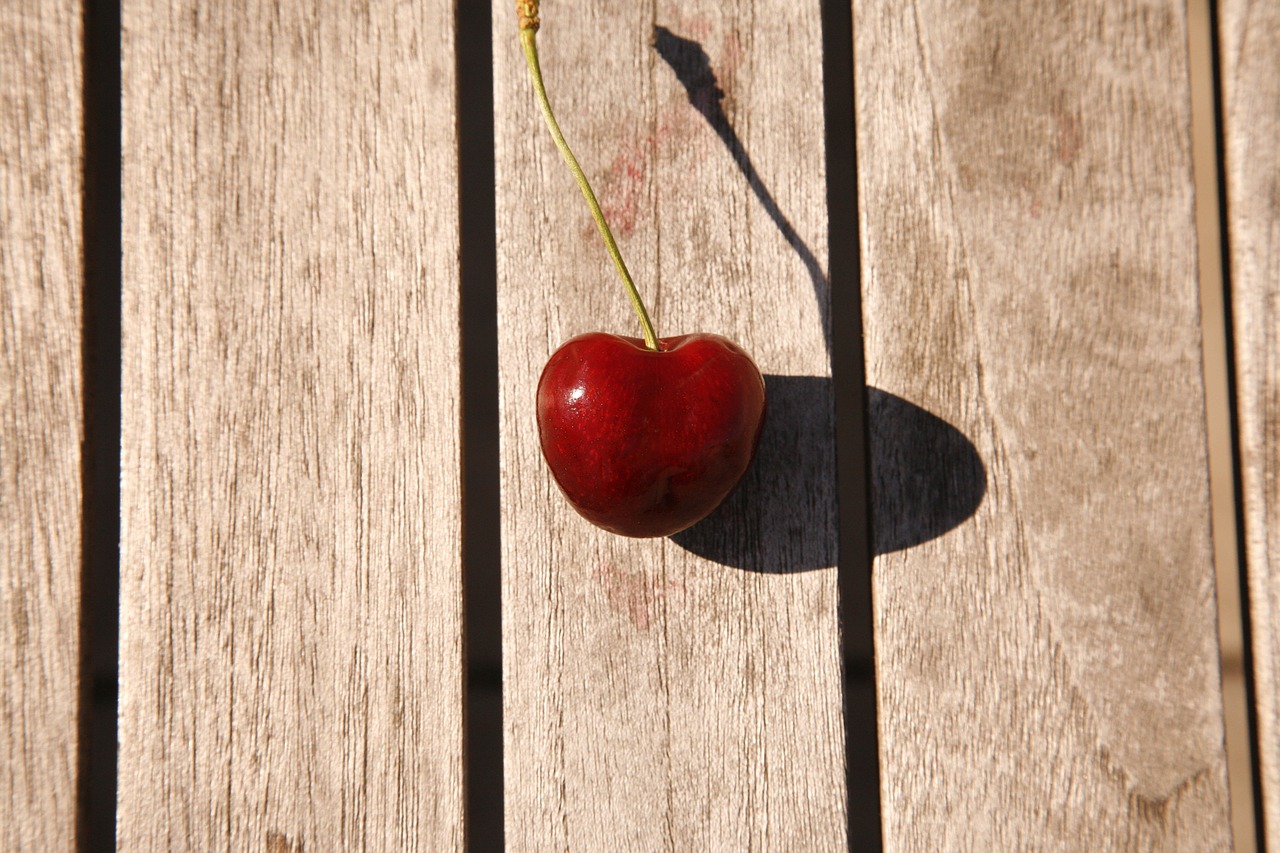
(518, 7, 659, 351)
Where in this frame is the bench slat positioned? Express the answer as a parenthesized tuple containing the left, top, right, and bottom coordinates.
(0, 3, 83, 848)
(854, 1, 1232, 846)
(494, 1, 846, 847)
(1219, 0, 1280, 845)
(118, 2, 465, 849)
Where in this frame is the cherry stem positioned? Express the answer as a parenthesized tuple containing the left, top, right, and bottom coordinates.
(518, 1, 659, 351)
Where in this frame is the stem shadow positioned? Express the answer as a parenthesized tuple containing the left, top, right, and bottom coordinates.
(653, 26, 831, 356)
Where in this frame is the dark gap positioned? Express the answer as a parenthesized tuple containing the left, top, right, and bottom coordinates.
(78, 0, 121, 851)
(821, 0, 882, 849)
(1206, 1, 1267, 848)
(455, 0, 503, 850)
(845, 657, 875, 684)
(468, 664, 502, 692)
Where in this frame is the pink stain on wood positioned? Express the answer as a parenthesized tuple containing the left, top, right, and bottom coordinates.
(595, 147, 647, 238)
(670, 13, 714, 41)
(1054, 107, 1083, 165)
(583, 27, 745, 245)
(585, 120, 681, 242)
(716, 30, 745, 93)
(594, 561, 683, 631)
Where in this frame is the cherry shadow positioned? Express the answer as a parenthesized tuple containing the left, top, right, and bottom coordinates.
(866, 388, 987, 555)
(671, 377, 986, 571)
(670, 375, 837, 572)
(653, 26, 831, 355)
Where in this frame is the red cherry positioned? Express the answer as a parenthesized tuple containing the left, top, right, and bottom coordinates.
(518, 5, 764, 536)
(537, 332, 766, 537)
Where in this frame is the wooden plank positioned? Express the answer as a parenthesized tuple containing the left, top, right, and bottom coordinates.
(494, 1, 845, 848)
(854, 1, 1232, 848)
(0, 2, 83, 849)
(118, 2, 465, 849)
(1219, 0, 1280, 845)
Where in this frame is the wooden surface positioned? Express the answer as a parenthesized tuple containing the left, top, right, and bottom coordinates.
(854, 1, 1232, 848)
(118, 2, 465, 849)
(0, 2, 83, 849)
(1219, 0, 1280, 846)
(495, 1, 846, 848)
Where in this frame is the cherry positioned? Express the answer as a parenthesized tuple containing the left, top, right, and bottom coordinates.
(518, 0, 766, 537)
(538, 333, 765, 537)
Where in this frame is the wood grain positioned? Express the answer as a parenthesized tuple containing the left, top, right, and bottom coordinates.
(118, 2, 464, 849)
(0, 3, 83, 849)
(854, 0, 1232, 848)
(1219, 0, 1280, 845)
(495, 1, 846, 848)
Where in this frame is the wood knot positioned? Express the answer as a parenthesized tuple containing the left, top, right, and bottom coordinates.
(516, 0, 540, 31)
(265, 831, 304, 853)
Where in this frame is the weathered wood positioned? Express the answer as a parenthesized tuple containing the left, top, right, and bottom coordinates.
(854, 0, 1232, 848)
(1219, 0, 1280, 845)
(494, 1, 845, 848)
(118, 2, 464, 849)
(0, 3, 83, 849)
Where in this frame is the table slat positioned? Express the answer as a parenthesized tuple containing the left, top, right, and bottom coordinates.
(854, 1, 1232, 846)
(0, 3, 83, 848)
(118, 2, 465, 848)
(494, 1, 846, 847)
(1219, 0, 1280, 845)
